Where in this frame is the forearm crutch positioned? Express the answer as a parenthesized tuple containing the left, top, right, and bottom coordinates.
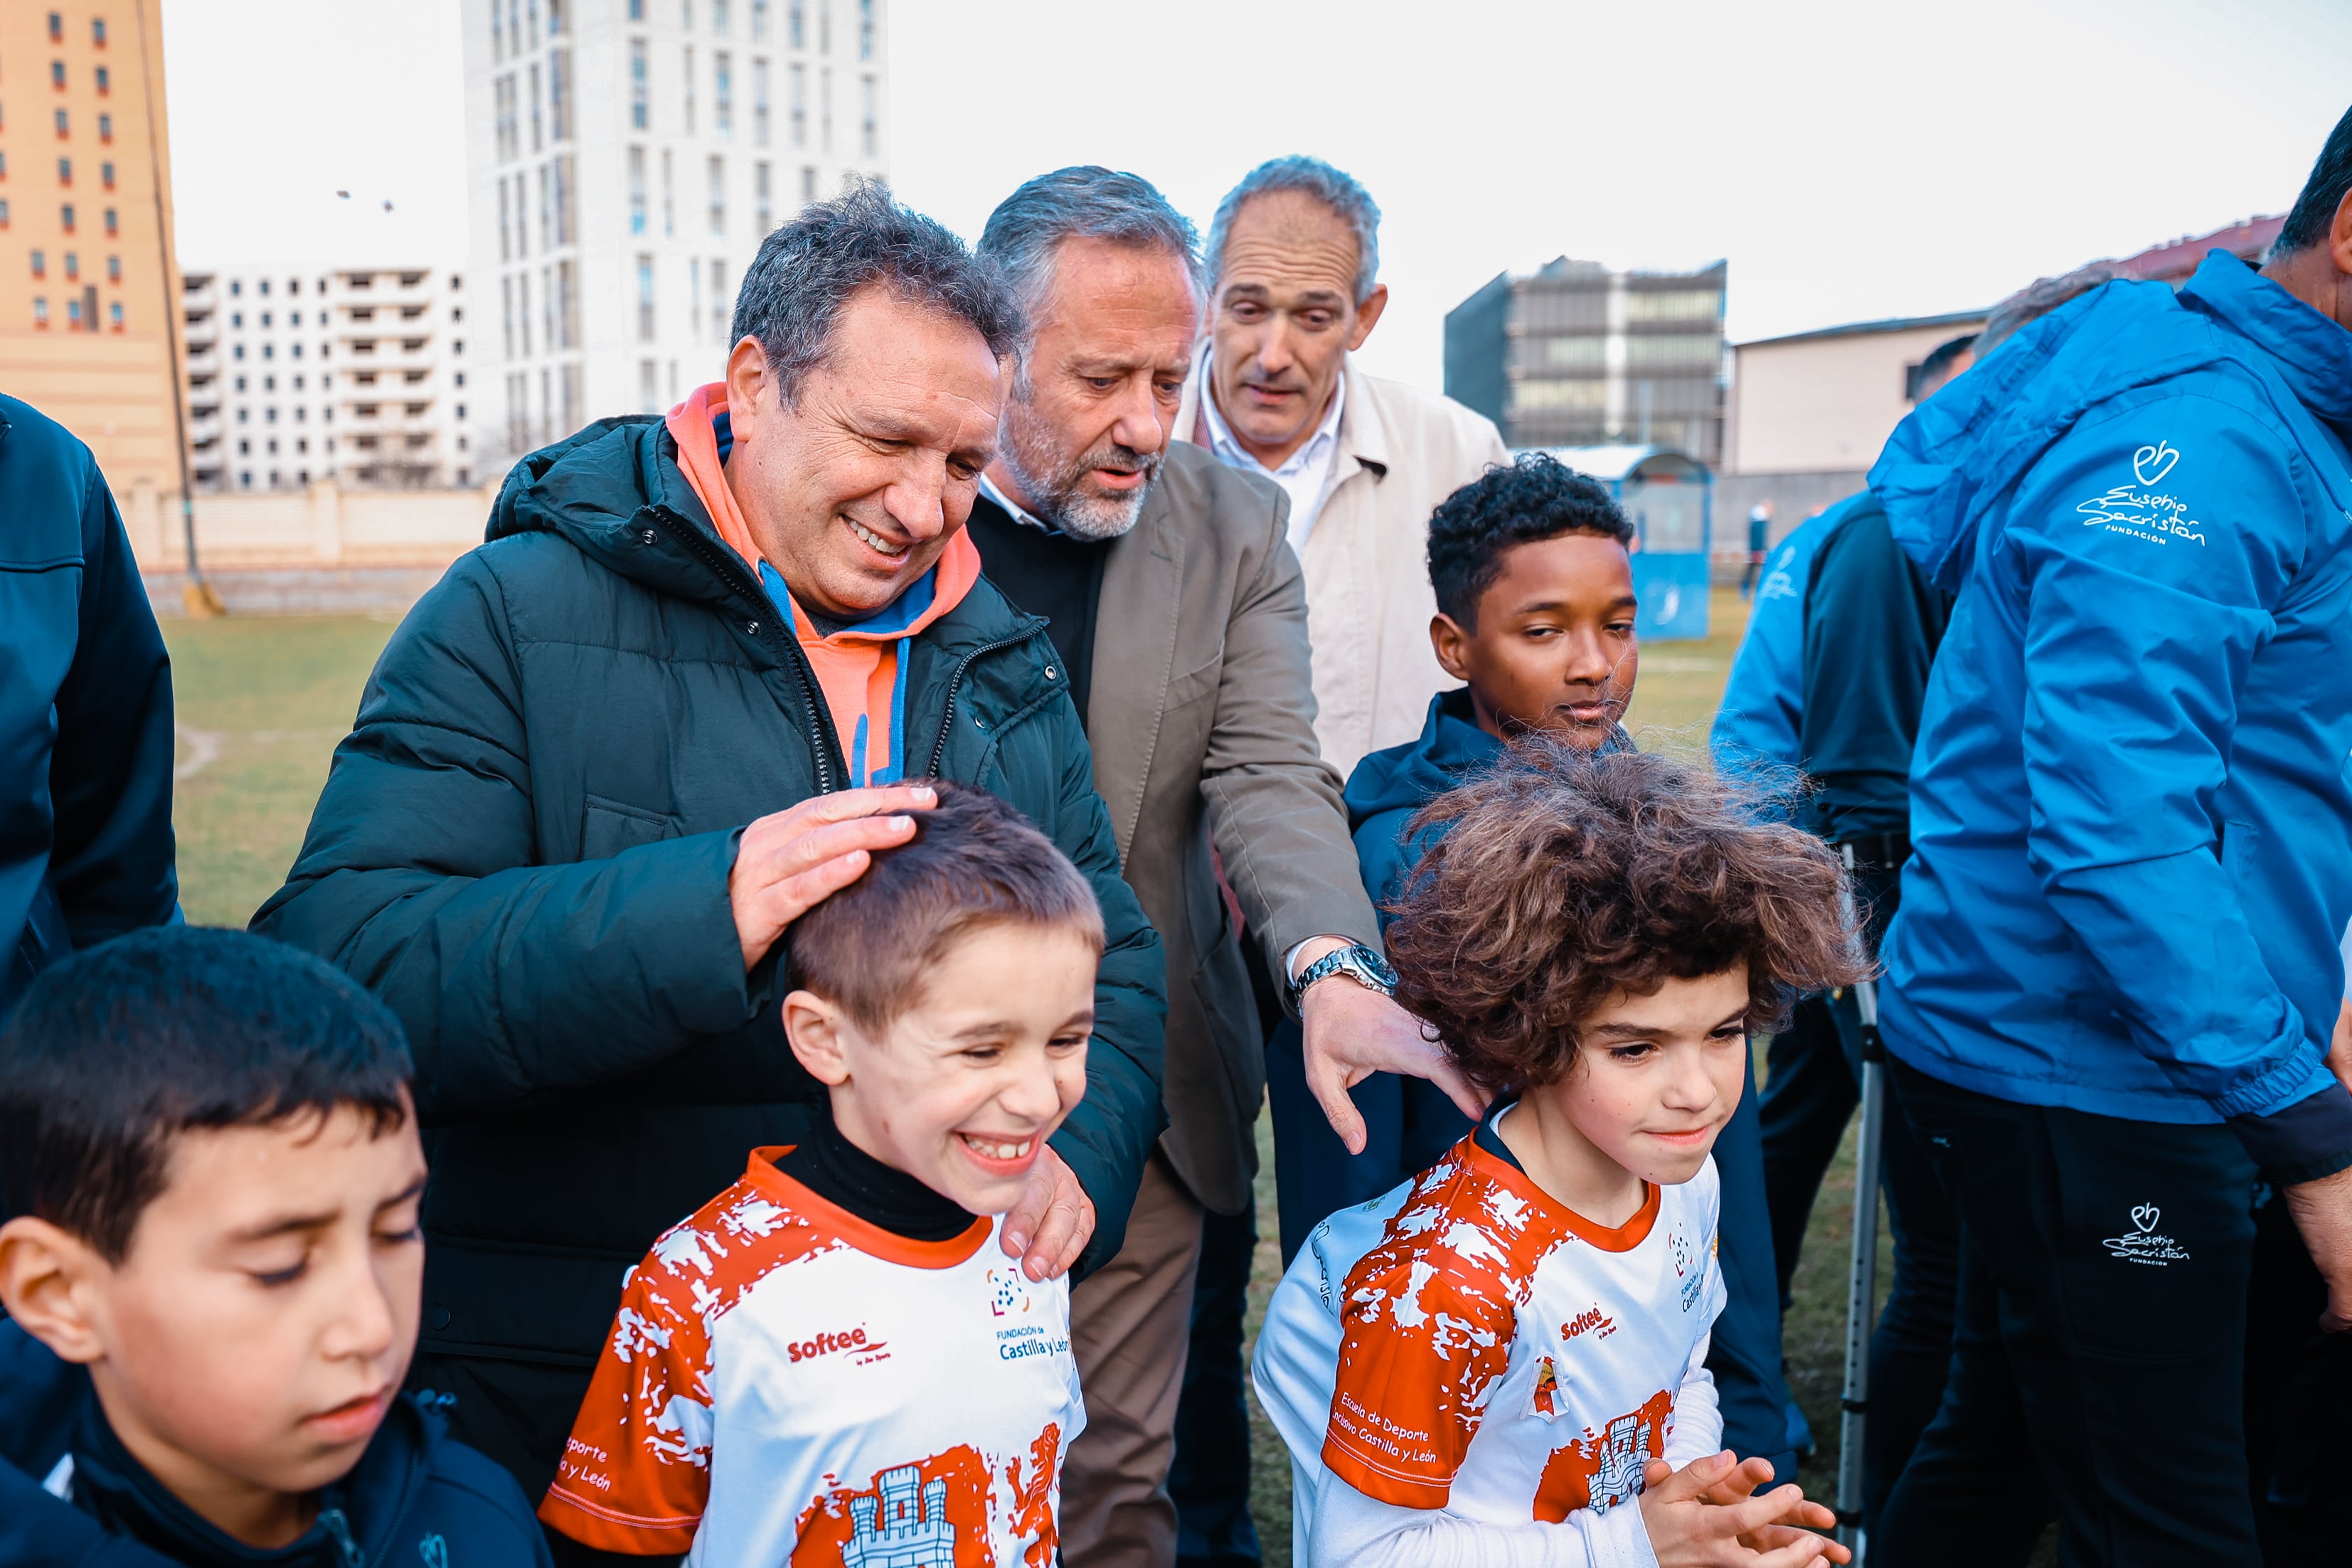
(1835, 842, 1884, 1564)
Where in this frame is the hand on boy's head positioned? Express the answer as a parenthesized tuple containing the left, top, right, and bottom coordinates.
(1428, 530, 1639, 747)
(1637, 1452, 1850, 1567)
(730, 784, 938, 971)
(0, 1099, 427, 1547)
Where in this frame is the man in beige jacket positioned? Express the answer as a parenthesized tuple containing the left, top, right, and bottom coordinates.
(964, 166, 1479, 1568)
(1176, 156, 1510, 783)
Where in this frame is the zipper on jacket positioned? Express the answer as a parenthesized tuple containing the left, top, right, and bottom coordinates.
(647, 506, 847, 793)
(317, 1506, 364, 1568)
(925, 618, 1050, 777)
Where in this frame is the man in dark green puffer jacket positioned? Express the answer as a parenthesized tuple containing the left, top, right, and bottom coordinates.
(252, 186, 1168, 1510)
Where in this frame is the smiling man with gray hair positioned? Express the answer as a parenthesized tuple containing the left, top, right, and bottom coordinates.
(963, 165, 1479, 1568)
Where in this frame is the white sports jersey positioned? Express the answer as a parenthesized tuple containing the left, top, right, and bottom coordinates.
(1253, 1109, 1723, 1543)
(541, 1147, 1083, 1567)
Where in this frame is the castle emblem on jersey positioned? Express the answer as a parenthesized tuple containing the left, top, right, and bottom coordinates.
(841, 1466, 957, 1568)
(1586, 1412, 1654, 1514)
(988, 1269, 1032, 1317)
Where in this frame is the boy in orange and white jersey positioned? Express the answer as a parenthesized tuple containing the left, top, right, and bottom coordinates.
(539, 784, 1100, 1566)
(1255, 745, 1868, 1568)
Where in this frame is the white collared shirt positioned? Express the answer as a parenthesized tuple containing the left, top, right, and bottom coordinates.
(979, 471, 1055, 534)
(1196, 339, 1347, 553)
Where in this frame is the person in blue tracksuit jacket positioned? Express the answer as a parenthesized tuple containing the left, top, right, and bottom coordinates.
(0, 395, 179, 1023)
(1868, 108, 2352, 1567)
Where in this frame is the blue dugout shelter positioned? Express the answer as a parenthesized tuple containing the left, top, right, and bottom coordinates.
(1517, 444, 1714, 641)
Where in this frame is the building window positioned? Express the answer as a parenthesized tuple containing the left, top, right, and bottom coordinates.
(859, 74, 874, 157)
(63, 252, 78, 279)
(109, 300, 122, 331)
(97, 113, 112, 143)
(104, 208, 115, 235)
(755, 160, 771, 233)
(498, 178, 511, 261)
(688, 260, 701, 345)
(753, 57, 770, 144)
(640, 358, 660, 414)
(536, 163, 550, 252)
(549, 48, 571, 140)
(789, 0, 804, 46)
(637, 254, 655, 342)
(714, 50, 732, 138)
(92, 16, 107, 45)
(819, 65, 831, 151)
(714, 0, 730, 33)
(60, 203, 75, 233)
(628, 146, 647, 235)
(709, 259, 727, 342)
(48, 11, 63, 42)
(102, 161, 115, 190)
(95, 66, 110, 95)
(661, 148, 675, 236)
(501, 275, 515, 358)
(752, 0, 768, 40)
(50, 61, 66, 90)
(789, 62, 805, 147)
(66, 297, 82, 329)
(858, 0, 873, 60)
(682, 46, 696, 134)
(55, 109, 70, 137)
(629, 0, 644, 16)
(707, 154, 725, 235)
(29, 250, 44, 278)
(799, 164, 815, 204)
(58, 157, 72, 186)
(554, 154, 575, 245)
(107, 255, 119, 281)
(31, 296, 47, 328)
(0, 151, 9, 177)
(528, 61, 543, 151)
(1, 201, 14, 229)
(549, 0, 566, 34)
(492, 0, 505, 58)
(629, 41, 648, 129)
(818, 0, 829, 52)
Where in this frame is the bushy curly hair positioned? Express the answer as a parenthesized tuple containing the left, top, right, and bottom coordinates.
(1385, 742, 1868, 1094)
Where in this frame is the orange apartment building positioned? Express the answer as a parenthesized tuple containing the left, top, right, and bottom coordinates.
(0, 0, 185, 498)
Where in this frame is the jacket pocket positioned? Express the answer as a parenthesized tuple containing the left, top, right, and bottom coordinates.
(580, 794, 679, 860)
(1163, 651, 1223, 713)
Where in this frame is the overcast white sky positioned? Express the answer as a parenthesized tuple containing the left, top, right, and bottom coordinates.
(165, 0, 2352, 390)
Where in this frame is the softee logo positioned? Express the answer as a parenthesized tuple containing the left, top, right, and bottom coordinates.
(787, 1326, 877, 1362)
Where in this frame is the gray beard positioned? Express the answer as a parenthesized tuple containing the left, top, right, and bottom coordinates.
(998, 405, 1158, 542)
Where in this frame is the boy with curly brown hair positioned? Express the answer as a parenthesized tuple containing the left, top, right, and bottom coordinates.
(1254, 743, 1867, 1568)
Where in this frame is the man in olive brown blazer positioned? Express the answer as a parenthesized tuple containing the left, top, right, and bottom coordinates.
(964, 167, 1480, 1568)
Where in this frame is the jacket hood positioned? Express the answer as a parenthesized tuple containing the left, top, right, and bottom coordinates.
(1344, 689, 1501, 829)
(486, 416, 756, 611)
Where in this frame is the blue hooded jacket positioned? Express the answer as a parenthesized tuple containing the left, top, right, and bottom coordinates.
(1871, 252, 2352, 1175)
(0, 1322, 552, 1568)
(1710, 501, 1853, 773)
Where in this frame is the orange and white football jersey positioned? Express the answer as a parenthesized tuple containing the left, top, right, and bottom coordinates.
(1253, 1109, 1723, 1540)
(540, 1146, 1083, 1567)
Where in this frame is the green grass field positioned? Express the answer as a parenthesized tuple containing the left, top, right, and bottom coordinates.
(163, 588, 1885, 1563)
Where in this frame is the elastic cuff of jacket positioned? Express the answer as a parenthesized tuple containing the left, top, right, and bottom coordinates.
(2227, 1084, 2352, 1185)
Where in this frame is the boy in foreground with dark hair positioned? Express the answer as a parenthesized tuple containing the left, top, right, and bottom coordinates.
(1255, 744, 1867, 1567)
(540, 782, 1100, 1566)
(0, 926, 551, 1568)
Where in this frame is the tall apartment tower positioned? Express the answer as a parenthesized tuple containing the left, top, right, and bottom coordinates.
(461, 0, 890, 477)
(0, 1, 187, 495)
(1445, 257, 1727, 464)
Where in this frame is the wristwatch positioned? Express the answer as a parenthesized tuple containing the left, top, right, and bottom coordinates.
(1287, 942, 1399, 1009)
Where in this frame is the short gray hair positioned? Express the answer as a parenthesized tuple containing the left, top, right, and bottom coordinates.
(1206, 156, 1381, 304)
(976, 166, 1203, 319)
(730, 178, 1024, 402)
(1975, 260, 2124, 359)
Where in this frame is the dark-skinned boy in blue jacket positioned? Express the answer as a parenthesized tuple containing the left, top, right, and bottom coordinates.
(1268, 452, 1804, 1483)
(1868, 105, 2352, 1567)
(0, 927, 550, 1568)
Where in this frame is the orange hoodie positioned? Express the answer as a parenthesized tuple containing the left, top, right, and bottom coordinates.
(666, 383, 982, 786)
